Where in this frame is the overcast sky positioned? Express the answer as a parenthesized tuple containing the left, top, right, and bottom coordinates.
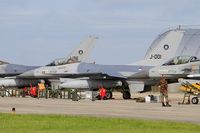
(0, 0, 200, 65)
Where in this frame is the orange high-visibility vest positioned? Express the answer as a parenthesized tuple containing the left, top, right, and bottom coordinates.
(38, 83, 45, 90)
(100, 87, 106, 97)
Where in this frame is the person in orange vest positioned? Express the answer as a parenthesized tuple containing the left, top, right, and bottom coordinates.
(38, 81, 46, 97)
(30, 86, 37, 98)
(99, 87, 106, 100)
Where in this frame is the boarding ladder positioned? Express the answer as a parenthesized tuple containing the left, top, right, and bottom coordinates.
(179, 81, 200, 104)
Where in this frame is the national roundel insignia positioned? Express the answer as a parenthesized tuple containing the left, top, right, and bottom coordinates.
(78, 50, 84, 55)
(163, 44, 169, 50)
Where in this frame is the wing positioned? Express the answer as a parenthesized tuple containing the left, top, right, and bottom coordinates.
(40, 72, 125, 80)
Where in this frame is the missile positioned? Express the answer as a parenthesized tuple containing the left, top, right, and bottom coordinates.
(59, 79, 122, 89)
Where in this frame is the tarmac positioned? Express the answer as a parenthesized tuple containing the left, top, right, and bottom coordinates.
(0, 92, 200, 124)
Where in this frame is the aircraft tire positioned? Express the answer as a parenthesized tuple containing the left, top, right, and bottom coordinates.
(122, 91, 131, 99)
(191, 97, 199, 104)
(106, 91, 113, 99)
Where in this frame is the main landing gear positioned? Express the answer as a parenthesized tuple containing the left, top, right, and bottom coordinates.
(122, 91, 131, 99)
(106, 91, 113, 99)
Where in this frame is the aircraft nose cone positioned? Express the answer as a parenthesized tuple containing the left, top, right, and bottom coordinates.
(18, 70, 35, 78)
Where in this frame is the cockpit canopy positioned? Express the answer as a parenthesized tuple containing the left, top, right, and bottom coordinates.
(0, 60, 9, 65)
(46, 56, 79, 66)
(163, 56, 199, 66)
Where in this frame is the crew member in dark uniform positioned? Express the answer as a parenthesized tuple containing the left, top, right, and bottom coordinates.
(158, 77, 171, 107)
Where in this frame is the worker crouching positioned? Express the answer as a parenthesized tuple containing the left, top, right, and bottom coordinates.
(99, 87, 106, 100)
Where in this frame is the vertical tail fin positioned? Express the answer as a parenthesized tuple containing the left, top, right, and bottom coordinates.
(133, 29, 185, 66)
(67, 36, 98, 63)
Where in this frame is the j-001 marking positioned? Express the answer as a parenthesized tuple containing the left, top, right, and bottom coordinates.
(150, 54, 162, 59)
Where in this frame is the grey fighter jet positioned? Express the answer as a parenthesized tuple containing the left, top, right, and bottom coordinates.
(0, 36, 98, 88)
(18, 56, 200, 99)
(18, 61, 152, 99)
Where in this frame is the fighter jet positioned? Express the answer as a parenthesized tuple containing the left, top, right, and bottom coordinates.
(18, 55, 200, 99)
(18, 27, 200, 99)
(0, 36, 98, 88)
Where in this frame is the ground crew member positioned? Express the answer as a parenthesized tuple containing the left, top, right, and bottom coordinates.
(30, 86, 37, 98)
(99, 87, 106, 100)
(158, 76, 171, 107)
(22, 87, 28, 97)
(38, 81, 46, 97)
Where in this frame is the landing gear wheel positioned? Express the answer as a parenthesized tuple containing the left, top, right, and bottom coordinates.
(106, 91, 113, 99)
(191, 97, 199, 104)
(122, 91, 131, 99)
